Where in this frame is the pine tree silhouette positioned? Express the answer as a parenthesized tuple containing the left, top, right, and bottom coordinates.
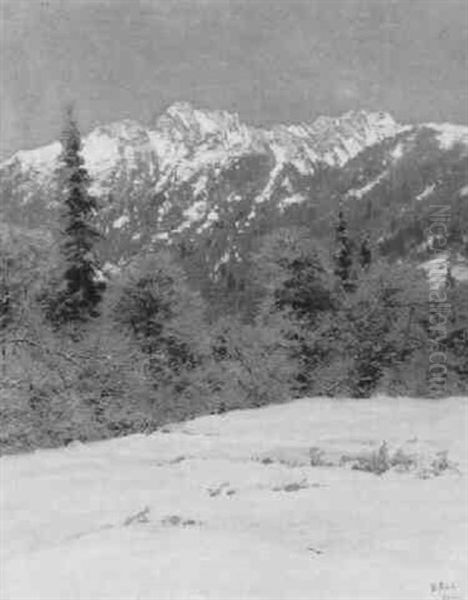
(359, 233, 372, 271)
(55, 105, 104, 323)
(333, 205, 355, 291)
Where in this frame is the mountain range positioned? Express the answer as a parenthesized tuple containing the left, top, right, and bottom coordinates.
(1, 101, 467, 308)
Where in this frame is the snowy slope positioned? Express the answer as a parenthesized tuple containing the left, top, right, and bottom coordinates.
(1, 396, 466, 600)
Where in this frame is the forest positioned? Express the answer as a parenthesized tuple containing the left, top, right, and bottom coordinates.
(1, 109, 467, 454)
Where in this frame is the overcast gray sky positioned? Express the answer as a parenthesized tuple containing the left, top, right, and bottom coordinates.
(1, 0, 467, 159)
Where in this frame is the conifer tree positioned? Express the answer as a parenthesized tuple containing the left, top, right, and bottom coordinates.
(333, 205, 355, 291)
(52, 105, 104, 324)
(0, 253, 11, 374)
(359, 233, 372, 271)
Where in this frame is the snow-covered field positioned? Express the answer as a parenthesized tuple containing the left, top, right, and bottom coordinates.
(1, 396, 467, 600)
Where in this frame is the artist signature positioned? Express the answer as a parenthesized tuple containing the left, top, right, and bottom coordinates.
(429, 581, 462, 600)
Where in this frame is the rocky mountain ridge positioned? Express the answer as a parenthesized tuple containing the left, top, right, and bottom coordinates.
(1, 102, 406, 199)
(1, 102, 467, 306)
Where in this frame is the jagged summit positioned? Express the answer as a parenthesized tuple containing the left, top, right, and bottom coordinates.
(4, 103, 468, 184)
(0, 102, 468, 263)
(1, 101, 467, 277)
(1, 102, 407, 194)
(3, 103, 402, 168)
(153, 101, 261, 160)
(158, 101, 245, 134)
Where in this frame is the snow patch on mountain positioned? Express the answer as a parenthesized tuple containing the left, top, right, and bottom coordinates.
(4, 142, 61, 183)
(347, 172, 387, 199)
(113, 214, 130, 229)
(153, 231, 170, 242)
(278, 194, 306, 211)
(254, 160, 283, 205)
(175, 200, 209, 233)
(426, 123, 468, 150)
(84, 131, 121, 174)
(213, 250, 231, 278)
(391, 143, 404, 161)
(245, 207, 257, 225)
(185, 200, 208, 223)
(196, 208, 219, 235)
(192, 175, 209, 197)
(227, 192, 242, 203)
(83, 120, 157, 189)
(156, 198, 172, 224)
(416, 184, 436, 202)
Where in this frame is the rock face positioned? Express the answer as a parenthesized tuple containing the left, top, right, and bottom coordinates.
(1, 102, 468, 291)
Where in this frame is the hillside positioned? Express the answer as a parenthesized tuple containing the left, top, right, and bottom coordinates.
(1, 396, 466, 600)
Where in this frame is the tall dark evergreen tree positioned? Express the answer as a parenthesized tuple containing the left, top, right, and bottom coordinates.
(359, 233, 372, 271)
(52, 105, 104, 324)
(333, 205, 355, 292)
(0, 253, 11, 375)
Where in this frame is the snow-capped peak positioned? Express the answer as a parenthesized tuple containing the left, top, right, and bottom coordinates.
(264, 109, 402, 174)
(148, 102, 266, 190)
(1, 104, 402, 187)
(83, 120, 155, 183)
(154, 101, 260, 152)
(1, 102, 466, 209)
(423, 122, 468, 150)
(161, 101, 242, 134)
(3, 142, 62, 183)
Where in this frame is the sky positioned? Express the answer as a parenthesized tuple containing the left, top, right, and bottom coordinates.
(1, 0, 467, 160)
